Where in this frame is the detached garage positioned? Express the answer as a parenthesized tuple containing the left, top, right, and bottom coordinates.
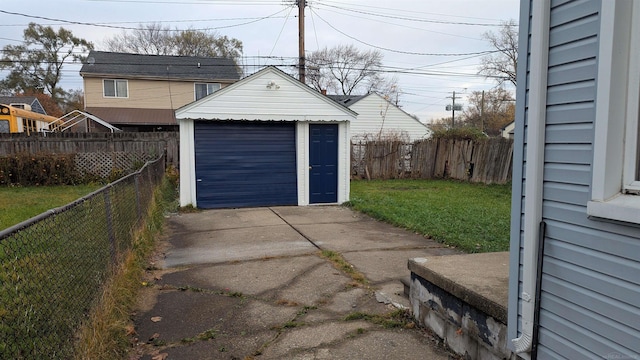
(176, 66, 356, 209)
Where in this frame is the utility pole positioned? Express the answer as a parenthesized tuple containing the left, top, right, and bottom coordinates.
(480, 90, 485, 132)
(297, 0, 306, 84)
(446, 91, 462, 129)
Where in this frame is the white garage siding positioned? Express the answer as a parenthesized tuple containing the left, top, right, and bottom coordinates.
(176, 66, 356, 208)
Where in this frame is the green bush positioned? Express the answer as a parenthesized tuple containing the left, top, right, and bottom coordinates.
(0, 153, 81, 186)
(431, 127, 489, 141)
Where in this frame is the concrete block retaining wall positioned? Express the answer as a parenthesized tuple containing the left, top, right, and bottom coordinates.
(407, 254, 515, 360)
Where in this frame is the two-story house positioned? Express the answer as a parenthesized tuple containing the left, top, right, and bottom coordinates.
(80, 51, 241, 131)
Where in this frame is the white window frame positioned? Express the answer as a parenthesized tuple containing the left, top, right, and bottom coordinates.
(194, 83, 221, 101)
(588, 1, 640, 224)
(103, 79, 129, 98)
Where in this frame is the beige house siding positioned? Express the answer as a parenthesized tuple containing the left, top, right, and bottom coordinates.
(83, 77, 230, 109)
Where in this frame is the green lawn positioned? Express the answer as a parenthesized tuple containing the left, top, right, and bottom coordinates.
(349, 179, 512, 253)
(0, 185, 101, 230)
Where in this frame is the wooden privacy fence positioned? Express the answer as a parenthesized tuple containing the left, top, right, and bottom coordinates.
(352, 138, 514, 184)
(0, 132, 179, 165)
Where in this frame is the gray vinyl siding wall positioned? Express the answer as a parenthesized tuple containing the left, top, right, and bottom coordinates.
(510, 0, 640, 358)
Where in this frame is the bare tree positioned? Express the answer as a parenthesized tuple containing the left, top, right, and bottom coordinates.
(461, 88, 515, 136)
(428, 117, 453, 132)
(306, 44, 389, 96)
(103, 23, 243, 60)
(478, 20, 518, 87)
(104, 23, 172, 55)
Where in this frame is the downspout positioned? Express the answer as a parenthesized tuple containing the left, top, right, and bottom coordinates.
(531, 221, 547, 359)
(511, 0, 550, 355)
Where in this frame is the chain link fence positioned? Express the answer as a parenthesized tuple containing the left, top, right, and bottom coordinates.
(0, 154, 166, 359)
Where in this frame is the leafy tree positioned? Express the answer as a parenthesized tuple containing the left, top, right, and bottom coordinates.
(0, 23, 93, 103)
(306, 44, 396, 97)
(103, 23, 243, 60)
(478, 20, 518, 87)
(461, 88, 515, 136)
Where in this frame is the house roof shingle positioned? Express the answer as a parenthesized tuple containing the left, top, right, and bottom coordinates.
(326, 94, 366, 106)
(85, 107, 176, 126)
(80, 51, 241, 81)
(0, 96, 47, 115)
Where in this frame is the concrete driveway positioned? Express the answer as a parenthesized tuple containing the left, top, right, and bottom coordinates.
(131, 206, 461, 360)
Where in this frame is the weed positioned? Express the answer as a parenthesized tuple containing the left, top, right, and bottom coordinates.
(320, 250, 368, 286)
(283, 321, 304, 329)
(152, 338, 167, 347)
(296, 305, 317, 316)
(182, 328, 218, 344)
(72, 174, 177, 359)
(276, 299, 299, 307)
(344, 309, 413, 329)
(179, 204, 200, 213)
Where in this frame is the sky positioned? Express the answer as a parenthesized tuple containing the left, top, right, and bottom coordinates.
(0, 0, 520, 123)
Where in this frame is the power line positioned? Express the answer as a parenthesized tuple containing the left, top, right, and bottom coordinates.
(0, 16, 291, 27)
(0, 8, 289, 32)
(314, 2, 517, 27)
(313, 6, 484, 42)
(309, 8, 499, 57)
(85, 0, 284, 4)
(268, 5, 295, 57)
(316, 0, 512, 22)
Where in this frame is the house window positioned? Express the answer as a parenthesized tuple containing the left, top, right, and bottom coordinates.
(103, 79, 128, 98)
(587, 1, 640, 224)
(194, 83, 221, 101)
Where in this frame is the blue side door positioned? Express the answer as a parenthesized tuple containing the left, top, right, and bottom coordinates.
(309, 124, 338, 204)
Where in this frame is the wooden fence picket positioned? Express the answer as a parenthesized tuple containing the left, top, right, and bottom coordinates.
(352, 138, 513, 184)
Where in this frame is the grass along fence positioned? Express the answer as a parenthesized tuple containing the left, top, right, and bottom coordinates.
(351, 138, 513, 184)
(0, 154, 165, 359)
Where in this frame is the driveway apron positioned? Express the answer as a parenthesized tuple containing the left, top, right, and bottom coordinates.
(131, 206, 460, 360)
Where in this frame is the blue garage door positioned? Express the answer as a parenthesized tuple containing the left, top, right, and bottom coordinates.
(194, 121, 297, 209)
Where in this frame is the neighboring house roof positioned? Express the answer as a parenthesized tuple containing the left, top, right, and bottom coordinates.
(328, 92, 431, 141)
(327, 95, 366, 106)
(79, 51, 241, 81)
(176, 66, 357, 122)
(85, 107, 176, 126)
(0, 96, 47, 115)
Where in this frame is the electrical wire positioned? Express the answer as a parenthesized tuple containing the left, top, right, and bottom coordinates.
(313, 6, 484, 41)
(268, 5, 294, 57)
(309, 8, 499, 57)
(0, 8, 290, 32)
(316, 0, 512, 22)
(314, 2, 517, 27)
